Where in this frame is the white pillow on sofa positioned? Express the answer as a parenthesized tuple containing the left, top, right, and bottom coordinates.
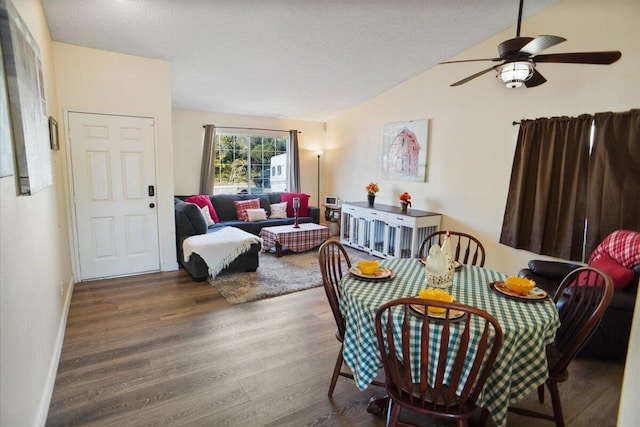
(200, 205, 215, 226)
(269, 202, 288, 219)
(246, 208, 268, 222)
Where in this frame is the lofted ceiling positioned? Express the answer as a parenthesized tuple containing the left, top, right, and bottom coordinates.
(41, 0, 557, 121)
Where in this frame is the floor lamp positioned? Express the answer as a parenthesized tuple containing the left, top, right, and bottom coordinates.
(317, 153, 321, 208)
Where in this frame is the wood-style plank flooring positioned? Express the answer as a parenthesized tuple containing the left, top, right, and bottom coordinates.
(46, 269, 625, 426)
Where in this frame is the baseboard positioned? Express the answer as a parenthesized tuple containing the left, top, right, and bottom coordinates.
(162, 260, 179, 271)
(35, 276, 75, 426)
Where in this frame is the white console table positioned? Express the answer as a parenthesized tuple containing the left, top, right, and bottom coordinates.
(339, 202, 441, 259)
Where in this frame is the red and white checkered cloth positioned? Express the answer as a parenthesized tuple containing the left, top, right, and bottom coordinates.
(260, 223, 329, 253)
(589, 230, 640, 268)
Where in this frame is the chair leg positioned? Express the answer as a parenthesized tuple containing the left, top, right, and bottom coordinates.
(387, 400, 401, 427)
(538, 384, 545, 403)
(479, 407, 490, 425)
(328, 346, 344, 397)
(548, 381, 565, 427)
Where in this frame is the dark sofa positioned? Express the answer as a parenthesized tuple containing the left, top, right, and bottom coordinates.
(175, 192, 320, 281)
(519, 260, 639, 360)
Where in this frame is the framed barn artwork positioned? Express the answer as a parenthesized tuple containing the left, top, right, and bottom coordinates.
(381, 119, 429, 182)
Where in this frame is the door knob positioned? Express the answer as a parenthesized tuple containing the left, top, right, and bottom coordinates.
(149, 203, 155, 208)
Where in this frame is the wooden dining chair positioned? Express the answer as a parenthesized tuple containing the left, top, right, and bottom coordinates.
(318, 240, 384, 396)
(374, 297, 503, 427)
(418, 231, 486, 267)
(509, 267, 613, 427)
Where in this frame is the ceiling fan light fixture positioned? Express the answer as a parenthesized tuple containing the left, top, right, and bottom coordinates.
(496, 61, 534, 88)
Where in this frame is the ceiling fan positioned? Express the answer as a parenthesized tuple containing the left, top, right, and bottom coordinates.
(441, 0, 622, 88)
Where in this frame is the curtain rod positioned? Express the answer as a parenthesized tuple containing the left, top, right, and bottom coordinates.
(203, 125, 301, 133)
(512, 121, 522, 126)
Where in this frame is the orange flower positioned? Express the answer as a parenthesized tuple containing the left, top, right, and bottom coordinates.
(365, 182, 379, 195)
(399, 192, 412, 207)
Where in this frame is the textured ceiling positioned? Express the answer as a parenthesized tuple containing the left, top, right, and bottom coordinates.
(41, 0, 556, 121)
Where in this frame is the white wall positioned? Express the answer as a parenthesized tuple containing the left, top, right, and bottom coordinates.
(325, 0, 639, 276)
(172, 108, 326, 207)
(0, 1, 71, 426)
(52, 43, 177, 273)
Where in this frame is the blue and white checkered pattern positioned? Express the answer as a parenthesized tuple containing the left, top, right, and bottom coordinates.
(340, 258, 560, 427)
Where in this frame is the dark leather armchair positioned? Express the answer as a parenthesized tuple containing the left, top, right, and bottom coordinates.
(519, 260, 639, 361)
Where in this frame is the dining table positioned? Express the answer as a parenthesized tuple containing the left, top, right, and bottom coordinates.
(339, 258, 560, 427)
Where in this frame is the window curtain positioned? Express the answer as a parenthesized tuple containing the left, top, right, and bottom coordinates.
(199, 125, 216, 195)
(287, 129, 300, 192)
(585, 109, 640, 256)
(500, 115, 592, 260)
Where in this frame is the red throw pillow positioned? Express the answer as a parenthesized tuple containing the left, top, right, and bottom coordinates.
(579, 252, 634, 290)
(234, 199, 260, 221)
(185, 195, 219, 223)
(280, 192, 310, 217)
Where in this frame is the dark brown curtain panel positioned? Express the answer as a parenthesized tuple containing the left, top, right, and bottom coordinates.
(287, 130, 301, 192)
(199, 125, 216, 195)
(500, 115, 592, 260)
(585, 109, 640, 256)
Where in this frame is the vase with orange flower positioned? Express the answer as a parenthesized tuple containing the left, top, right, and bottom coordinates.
(365, 182, 379, 206)
(399, 192, 412, 212)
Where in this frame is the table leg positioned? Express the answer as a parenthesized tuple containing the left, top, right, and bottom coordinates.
(275, 242, 283, 257)
(366, 395, 389, 418)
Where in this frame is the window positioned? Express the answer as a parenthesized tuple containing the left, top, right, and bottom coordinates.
(214, 133, 288, 194)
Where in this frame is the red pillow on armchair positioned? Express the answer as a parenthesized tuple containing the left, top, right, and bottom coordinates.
(280, 192, 310, 217)
(581, 252, 634, 290)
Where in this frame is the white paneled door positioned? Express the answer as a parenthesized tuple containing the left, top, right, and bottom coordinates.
(68, 112, 159, 280)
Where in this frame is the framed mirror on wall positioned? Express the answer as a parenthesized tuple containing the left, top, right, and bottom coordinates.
(0, 0, 52, 194)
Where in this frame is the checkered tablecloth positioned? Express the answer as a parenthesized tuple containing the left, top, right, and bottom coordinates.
(340, 258, 560, 427)
(259, 223, 330, 253)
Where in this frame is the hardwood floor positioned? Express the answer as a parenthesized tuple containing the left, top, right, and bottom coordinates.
(47, 269, 625, 426)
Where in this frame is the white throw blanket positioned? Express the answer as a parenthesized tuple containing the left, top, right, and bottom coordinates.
(183, 227, 262, 278)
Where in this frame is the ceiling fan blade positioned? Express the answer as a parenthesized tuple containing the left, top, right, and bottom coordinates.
(533, 51, 622, 64)
(519, 35, 566, 55)
(450, 66, 496, 87)
(524, 69, 547, 88)
(440, 58, 501, 64)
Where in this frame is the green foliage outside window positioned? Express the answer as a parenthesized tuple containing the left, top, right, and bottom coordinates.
(214, 134, 287, 194)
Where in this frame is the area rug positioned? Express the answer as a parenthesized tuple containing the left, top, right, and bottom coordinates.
(209, 245, 368, 305)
